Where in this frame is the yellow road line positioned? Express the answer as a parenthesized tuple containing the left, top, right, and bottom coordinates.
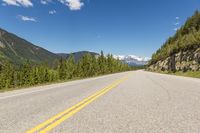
(26, 75, 129, 133)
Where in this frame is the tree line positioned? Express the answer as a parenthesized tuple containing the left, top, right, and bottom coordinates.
(150, 10, 200, 65)
(0, 51, 131, 90)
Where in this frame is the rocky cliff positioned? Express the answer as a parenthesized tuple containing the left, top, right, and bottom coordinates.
(148, 11, 200, 72)
(148, 47, 200, 72)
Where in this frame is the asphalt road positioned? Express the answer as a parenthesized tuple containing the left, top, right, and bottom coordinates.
(0, 70, 200, 133)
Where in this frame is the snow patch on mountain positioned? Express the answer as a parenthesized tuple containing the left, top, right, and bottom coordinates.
(113, 55, 151, 66)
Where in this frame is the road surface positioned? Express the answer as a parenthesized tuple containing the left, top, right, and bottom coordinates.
(0, 70, 200, 133)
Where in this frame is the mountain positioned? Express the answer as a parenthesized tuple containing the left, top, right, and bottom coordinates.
(57, 51, 99, 62)
(148, 11, 200, 72)
(0, 28, 59, 65)
(114, 55, 150, 66)
(0, 28, 99, 65)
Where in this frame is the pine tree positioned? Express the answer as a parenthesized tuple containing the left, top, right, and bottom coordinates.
(90, 55, 98, 76)
(0, 61, 15, 88)
(58, 58, 67, 80)
(0, 51, 131, 90)
(98, 51, 107, 74)
(79, 54, 93, 77)
(65, 54, 76, 79)
(20, 60, 32, 86)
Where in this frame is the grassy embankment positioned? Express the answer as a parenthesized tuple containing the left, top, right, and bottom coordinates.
(171, 71, 200, 78)
(150, 70, 200, 79)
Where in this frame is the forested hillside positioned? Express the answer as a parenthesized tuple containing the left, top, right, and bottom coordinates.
(0, 28, 59, 65)
(149, 11, 200, 72)
(150, 11, 200, 64)
(57, 51, 99, 62)
(0, 28, 102, 66)
(0, 52, 131, 90)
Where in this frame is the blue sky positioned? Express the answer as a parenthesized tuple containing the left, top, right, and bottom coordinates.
(0, 0, 200, 57)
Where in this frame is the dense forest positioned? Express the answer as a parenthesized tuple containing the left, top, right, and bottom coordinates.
(0, 51, 132, 90)
(150, 10, 200, 65)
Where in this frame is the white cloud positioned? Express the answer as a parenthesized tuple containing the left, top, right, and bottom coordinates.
(40, 0, 51, 5)
(2, 0, 85, 11)
(18, 15, 37, 22)
(2, 0, 33, 7)
(173, 17, 180, 31)
(176, 17, 179, 20)
(58, 0, 84, 10)
(49, 10, 56, 14)
(173, 28, 179, 31)
(174, 22, 180, 26)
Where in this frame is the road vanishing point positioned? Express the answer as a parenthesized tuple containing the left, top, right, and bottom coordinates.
(0, 70, 200, 133)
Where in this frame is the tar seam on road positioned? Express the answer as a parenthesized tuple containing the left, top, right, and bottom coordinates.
(26, 74, 129, 133)
(145, 75, 172, 101)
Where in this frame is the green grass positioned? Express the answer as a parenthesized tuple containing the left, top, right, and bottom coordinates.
(172, 71, 200, 79)
(149, 70, 200, 79)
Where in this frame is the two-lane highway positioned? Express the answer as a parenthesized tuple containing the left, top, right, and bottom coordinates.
(1, 71, 200, 133)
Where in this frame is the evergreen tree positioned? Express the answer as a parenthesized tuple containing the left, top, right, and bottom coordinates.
(0, 51, 131, 90)
(21, 60, 32, 86)
(0, 61, 15, 88)
(57, 58, 67, 80)
(98, 51, 107, 74)
(65, 55, 76, 79)
(150, 10, 200, 65)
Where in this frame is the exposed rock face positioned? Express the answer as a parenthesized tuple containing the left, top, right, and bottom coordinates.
(0, 41, 5, 48)
(0, 30, 5, 37)
(148, 48, 200, 72)
(0, 29, 5, 48)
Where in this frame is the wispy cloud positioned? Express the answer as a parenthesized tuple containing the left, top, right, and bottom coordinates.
(40, 0, 52, 5)
(174, 22, 180, 26)
(2, 0, 85, 11)
(2, 0, 33, 7)
(58, 0, 84, 10)
(49, 10, 56, 14)
(173, 28, 179, 31)
(18, 15, 37, 22)
(173, 16, 180, 31)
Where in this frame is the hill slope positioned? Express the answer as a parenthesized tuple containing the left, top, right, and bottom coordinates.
(149, 11, 200, 72)
(57, 51, 99, 62)
(0, 28, 59, 65)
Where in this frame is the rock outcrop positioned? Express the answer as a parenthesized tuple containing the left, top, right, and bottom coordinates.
(148, 48, 200, 72)
(0, 41, 5, 48)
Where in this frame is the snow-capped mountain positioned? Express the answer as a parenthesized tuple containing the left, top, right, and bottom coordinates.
(113, 55, 151, 66)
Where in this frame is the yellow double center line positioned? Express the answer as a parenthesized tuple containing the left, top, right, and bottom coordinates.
(26, 75, 129, 133)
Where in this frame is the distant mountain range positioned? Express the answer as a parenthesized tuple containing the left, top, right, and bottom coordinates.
(0, 28, 98, 65)
(0, 28, 59, 65)
(114, 55, 150, 66)
(57, 51, 99, 62)
(0, 28, 148, 66)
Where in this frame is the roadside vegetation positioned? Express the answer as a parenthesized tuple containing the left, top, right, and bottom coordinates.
(149, 10, 200, 65)
(147, 10, 200, 79)
(0, 51, 133, 91)
(172, 71, 200, 78)
(153, 70, 200, 79)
